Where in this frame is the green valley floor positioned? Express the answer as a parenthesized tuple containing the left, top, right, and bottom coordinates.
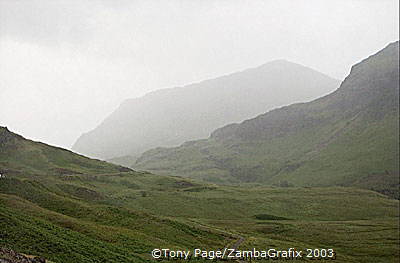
(1, 171, 398, 262)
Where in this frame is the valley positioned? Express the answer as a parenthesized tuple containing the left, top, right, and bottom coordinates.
(0, 40, 398, 263)
(135, 42, 400, 200)
(0, 122, 398, 262)
(1, 168, 398, 262)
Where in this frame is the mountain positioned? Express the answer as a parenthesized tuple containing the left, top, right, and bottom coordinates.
(135, 42, 400, 198)
(0, 126, 131, 177)
(72, 60, 339, 160)
(1, 127, 399, 262)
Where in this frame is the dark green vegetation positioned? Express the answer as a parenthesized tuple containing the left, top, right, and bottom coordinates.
(1, 43, 399, 262)
(0, 127, 131, 177)
(0, 129, 228, 262)
(135, 42, 400, 199)
(0, 125, 399, 262)
(73, 60, 338, 160)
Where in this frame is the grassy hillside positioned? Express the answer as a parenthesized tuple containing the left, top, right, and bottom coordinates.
(0, 127, 229, 262)
(135, 42, 399, 198)
(0, 185, 227, 262)
(0, 127, 131, 177)
(1, 125, 398, 262)
(1, 170, 398, 262)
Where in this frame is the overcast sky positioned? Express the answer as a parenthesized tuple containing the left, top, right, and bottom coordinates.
(0, 0, 398, 149)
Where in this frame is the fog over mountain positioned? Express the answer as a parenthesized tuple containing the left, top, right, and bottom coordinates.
(0, 0, 398, 149)
(136, 41, 399, 197)
(0, 1, 399, 262)
(72, 60, 339, 159)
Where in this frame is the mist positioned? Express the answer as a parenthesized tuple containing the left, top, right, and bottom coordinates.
(0, 0, 398, 149)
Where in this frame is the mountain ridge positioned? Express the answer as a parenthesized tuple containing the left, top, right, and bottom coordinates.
(72, 60, 339, 160)
(135, 41, 399, 198)
(0, 47, 398, 263)
(0, 126, 131, 177)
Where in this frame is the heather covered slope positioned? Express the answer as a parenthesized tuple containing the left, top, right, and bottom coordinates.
(135, 42, 399, 197)
(72, 60, 339, 160)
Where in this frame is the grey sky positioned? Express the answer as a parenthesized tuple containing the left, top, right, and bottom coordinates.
(0, 0, 398, 149)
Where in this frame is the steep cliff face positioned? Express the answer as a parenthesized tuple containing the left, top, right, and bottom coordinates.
(72, 60, 339, 159)
(136, 42, 399, 197)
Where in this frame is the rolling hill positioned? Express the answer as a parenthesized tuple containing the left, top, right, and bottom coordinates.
(0, 126, 130, 177)
(135, 42, 400, 198)
(0, 119, 399, 262)
(72, 60, 339, 160)
(0, 127, 228, 262)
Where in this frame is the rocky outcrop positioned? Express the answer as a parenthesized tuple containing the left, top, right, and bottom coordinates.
(0, 248, 46, 263)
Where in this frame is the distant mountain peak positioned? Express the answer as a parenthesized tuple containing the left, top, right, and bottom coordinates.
(261, 59, 298, 65)
(135, 41, 399, 197)
(73, 59, 339, 160)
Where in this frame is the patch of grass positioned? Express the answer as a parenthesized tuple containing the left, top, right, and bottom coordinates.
(254, 214, 290, 220)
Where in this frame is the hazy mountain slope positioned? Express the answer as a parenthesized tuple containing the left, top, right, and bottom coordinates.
(72, 60, 339, 159)
(135, 42, 399, 197)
